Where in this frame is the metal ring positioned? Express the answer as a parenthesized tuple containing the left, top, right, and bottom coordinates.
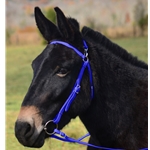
(44, 120, 58, 135)
(83, 56, 89, 62)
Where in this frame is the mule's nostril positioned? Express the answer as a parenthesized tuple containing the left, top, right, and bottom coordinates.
(15, 120, 34, 141)
(24, 122, 33, 138)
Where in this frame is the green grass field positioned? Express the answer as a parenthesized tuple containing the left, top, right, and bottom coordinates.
(6, 37, 148, 150)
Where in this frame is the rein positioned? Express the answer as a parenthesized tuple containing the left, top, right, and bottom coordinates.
(43, 40, 147, 150)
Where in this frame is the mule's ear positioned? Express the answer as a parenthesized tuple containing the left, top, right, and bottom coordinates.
(34, 7, 61, 41)
(54, 7, 75, 40)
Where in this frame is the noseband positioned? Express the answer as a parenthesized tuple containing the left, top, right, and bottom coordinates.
(43, 40, 147, 150)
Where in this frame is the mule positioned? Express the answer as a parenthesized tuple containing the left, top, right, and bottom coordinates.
(15, 7, 148, 150)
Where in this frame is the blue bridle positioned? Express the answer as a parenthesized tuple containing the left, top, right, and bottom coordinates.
(50, 40, 94, 124)
(43, 40, 148, 150)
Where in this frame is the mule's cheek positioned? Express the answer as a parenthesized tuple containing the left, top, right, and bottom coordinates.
(15, 106, 45, 148)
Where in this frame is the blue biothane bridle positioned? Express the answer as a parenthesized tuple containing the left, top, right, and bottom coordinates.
(43, 40, 148, 150)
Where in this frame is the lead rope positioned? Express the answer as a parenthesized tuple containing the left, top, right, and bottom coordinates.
(44, 40, 147, 150)
(51, 129, 123, 150)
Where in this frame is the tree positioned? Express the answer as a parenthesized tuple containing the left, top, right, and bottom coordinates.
(6, 28, 14, 45)
(134, 0, 148, 36)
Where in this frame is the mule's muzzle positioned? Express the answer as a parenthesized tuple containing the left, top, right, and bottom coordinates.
(15, 106, 45, 147)
(15, 119, 45, 148)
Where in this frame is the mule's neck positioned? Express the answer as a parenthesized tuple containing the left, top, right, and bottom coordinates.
(82, 26, 148, 70)
(79, 39, 147, 147)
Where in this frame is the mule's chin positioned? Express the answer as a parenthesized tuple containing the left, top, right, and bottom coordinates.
(17, 130, 46, 148)
(30, 130, 46, 148)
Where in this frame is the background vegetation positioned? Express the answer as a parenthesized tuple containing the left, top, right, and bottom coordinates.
(6, 36, 147, 150)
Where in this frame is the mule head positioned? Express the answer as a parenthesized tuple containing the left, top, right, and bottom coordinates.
(15, 7, 91, 148)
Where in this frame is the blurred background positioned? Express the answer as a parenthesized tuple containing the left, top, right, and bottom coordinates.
(6, 0, 148, 150)
(6, 0, 148, 45)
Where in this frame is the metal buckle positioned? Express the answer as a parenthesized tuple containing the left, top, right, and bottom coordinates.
(83, 49, 89, 62)
(44, 120, 58, 135)
(84, 49, 88, 57)
(75, 85, 81, 94)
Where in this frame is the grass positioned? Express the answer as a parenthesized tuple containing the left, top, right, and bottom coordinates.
(6, 37, 147, 150)
(112, 36, 148, 63)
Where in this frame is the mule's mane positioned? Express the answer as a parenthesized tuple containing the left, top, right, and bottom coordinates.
(82, 26, 148, 70)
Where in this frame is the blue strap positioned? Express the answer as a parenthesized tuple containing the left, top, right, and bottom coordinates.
(51, 129, 112, 149)
(87, 62, 94, 99)
(50, 41, 85, 59)
(53, 61, 89, 124)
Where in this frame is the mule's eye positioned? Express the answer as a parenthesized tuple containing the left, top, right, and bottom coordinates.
(57, 68, 70, 77)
